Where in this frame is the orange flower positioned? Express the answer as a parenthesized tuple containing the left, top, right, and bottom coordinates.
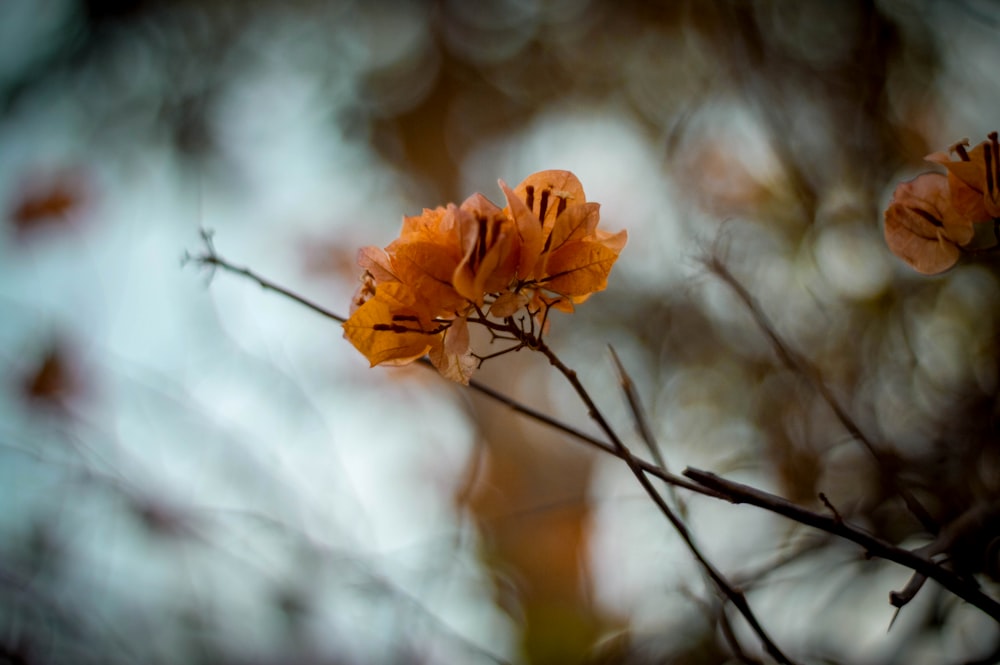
(343, 170, 627, 383)
(500, 170, 627, 314)
(884, 173, 974, 275)
(343, 201, 504, 384)
(381, 194, 521, 313)
(925, 132, 1000, 222)
(345, 208, 474, 380)
(883, 131, 1000, 275)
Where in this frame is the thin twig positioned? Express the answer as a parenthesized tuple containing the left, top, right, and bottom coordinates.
(683, 467, 1000, 623)
(607, 345, 668, 472)
(608, 345, 686, 518)
(682, 588, 764, 665)
(718, 606, 766, 665)
(528, 336, 798, 665)
(188, 231, 346, 324)
(703, 254, 938, 533)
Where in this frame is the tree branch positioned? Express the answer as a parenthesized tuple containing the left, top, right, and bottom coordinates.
(683, 467, 1000, 623)
(525, 333, 798, 665)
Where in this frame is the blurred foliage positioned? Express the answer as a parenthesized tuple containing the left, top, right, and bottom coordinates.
(3, 0, 1000, 663)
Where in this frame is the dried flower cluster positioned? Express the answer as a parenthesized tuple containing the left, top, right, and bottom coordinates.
(884, 131, 1000, 274)
(343, 170, 627, 383)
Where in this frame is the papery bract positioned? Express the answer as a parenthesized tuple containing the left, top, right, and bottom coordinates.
(350, 246, 396, 313)
(884, 173, 972, 275)
(926, 132, 1000, 222)
(342, 282, 441, 366)
(489, 291, 530, 318)
(387, 206, 469, 315)
(343, 169, 627, 382)
(427, 315, 476, 384)
(501, 170, 585, 280)
(452, 194, 520, 305)
(501, 170, 627, 310)
(541, 231, 629, 300)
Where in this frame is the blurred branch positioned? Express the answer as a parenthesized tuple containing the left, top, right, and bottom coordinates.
(187, 230, 343, 324)
(703, 252, 938, 533)
(683, 467, 1000, 624)
(608, 345, 688, 515)
(718, 608, 765, 665)
(608, 345, 668, 472)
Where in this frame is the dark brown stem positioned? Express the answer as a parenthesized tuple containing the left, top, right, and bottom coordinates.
(608, 345, 669, 473)
(189, 234, 347, 325)
(683, 467, 1000, 623)
(524, 333, 798, 665)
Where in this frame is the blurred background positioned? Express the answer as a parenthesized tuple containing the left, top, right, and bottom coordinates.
(2, 0, 1000, 663)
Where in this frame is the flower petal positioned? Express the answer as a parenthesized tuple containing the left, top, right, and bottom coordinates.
(925, 133, 1000, 221)
(540, 230, 627, 297)
(342, 283, 439, 366)
(453, 195, 519, 303)
(513, 170, 586, 233)
(357, 246, 397, 282)
(500, 179, 544, 279)
(883, 174, 963, 275)
(884, 205, 960, 275)
(391, 241, 467, 314)
(428, 316, 477, 384)
(489, 291, 529, 318)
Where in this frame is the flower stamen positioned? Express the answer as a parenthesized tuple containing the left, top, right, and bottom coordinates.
(538, 188, 551, 223)
(951, 139, 971, 161)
